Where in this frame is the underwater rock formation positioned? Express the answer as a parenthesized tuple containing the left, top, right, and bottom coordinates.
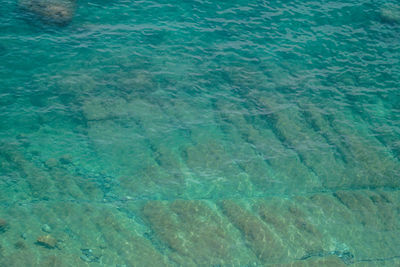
(19, 0, 76, 25)
(36, 235, 58, 249)
(380, 4, 400, 24)
(41, 224, 52, 233)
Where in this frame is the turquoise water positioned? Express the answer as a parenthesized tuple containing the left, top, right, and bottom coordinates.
(0, 0, 400, 265)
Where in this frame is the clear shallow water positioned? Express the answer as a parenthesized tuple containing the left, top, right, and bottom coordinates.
(0, 0, 400, 266)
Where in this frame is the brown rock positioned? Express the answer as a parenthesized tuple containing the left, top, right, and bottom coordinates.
(19, 0, 76, 25)
(36, 235, 57, 249)
(45, 158, 58, 169)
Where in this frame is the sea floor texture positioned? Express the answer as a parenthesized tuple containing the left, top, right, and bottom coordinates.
(0, 0, 400, 266)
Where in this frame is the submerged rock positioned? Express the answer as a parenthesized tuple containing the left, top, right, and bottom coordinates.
(380, 4, 400, 24)
(41, 224, 52, 233)
(45, 158, 58, 169)
(80, 248, 101, 263)
(36, 235, 58, 249)
(19, 0, 76, 25)
(59, 154, 72, 165)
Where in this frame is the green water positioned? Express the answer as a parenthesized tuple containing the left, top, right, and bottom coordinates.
(0, 0, 400, 266)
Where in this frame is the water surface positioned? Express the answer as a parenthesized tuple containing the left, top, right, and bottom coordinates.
(0, 0, 400, 266)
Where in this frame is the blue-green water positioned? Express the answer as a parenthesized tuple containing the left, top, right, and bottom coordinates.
(0, 0, 400, 266)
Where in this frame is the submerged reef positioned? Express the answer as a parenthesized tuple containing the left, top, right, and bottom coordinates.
(380, 4, 400, 24)
(19, 0, 76, 25)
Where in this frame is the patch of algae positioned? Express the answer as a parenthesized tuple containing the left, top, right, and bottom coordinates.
(83, 97, 189, 199)
(309, 190, 400, 261)
(0, 202, 172, 267)
(0, 143, 103, 201)
(1, 138, 400, 266)
(0, 189, 399, 265)
(142, 199, 257, 266)
(0, 143, 52, 199)
(255, 199, 328, 259)
(92, 208, 171, 266)
(257, 95, 346, 186)
(333, 190, 398, 231)
(298, 101, 400, 189)
(182, 137, 252, 196)
(213, 97, 321, 194)
(219, 199, 287, 263)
